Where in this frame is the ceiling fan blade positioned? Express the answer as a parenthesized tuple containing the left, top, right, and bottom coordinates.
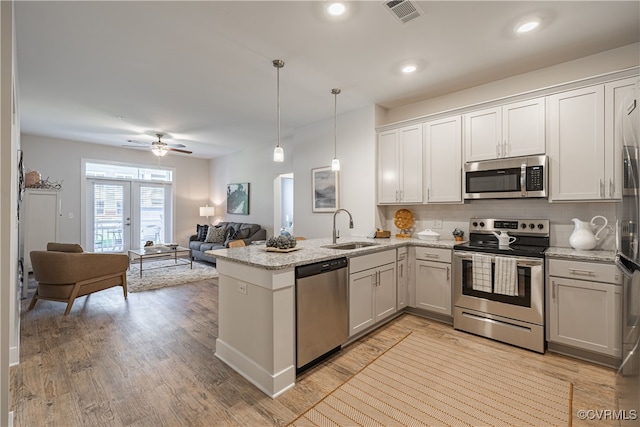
(127, 139, 152, 145)
(122, 145, 148, 149)
(168, 143, 186, 148)
(169, 148, 192, 154)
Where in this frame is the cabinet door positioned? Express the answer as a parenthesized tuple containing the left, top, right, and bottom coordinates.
(548, 85, 605, 201)
(377, 130, 399, 204)
(349, 270, 375, 336)
(548, 276, 621, 357)
(424, 116, 462, 203)
(464, 107, 501, 161)
(398, 125, 423, 203)
(605, 77, 638, 200)
(502, 98, 545, 158)
(397, 252, 408, 309)
(375, 263, 397, 322)
(415, 260, 452, 316)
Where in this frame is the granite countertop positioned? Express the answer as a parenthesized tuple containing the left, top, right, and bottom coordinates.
(207, 237, 459, 270)
(545, 246, 616, 263)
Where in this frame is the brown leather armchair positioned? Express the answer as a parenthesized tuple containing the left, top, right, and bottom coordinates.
(29, 243, 129, 315)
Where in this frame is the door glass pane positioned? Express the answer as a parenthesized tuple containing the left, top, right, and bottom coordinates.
(93, 183, 124, 252)
(140, 185, 165, 247)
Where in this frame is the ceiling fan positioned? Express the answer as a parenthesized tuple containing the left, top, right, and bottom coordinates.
(124, 132, 192, 156)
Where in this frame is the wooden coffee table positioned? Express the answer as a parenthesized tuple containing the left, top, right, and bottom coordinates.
(128, 246, 192, 278)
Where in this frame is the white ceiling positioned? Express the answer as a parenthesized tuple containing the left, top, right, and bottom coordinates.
(15, 1, 640, 159)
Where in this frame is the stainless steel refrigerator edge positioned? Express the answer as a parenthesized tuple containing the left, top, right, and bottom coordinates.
(616, 77, 640, 426)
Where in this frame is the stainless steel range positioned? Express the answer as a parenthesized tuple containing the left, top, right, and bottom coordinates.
(453, 218, 550, 353)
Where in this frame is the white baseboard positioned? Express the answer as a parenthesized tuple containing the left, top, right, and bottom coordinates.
(8, 411, 13, 427)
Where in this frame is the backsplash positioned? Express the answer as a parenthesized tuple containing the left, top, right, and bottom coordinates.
(380, 199, 618, 250)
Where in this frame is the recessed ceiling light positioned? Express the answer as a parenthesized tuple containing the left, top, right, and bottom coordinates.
(514, 18, 541, 34)
(327, 2, 346, 16)
(401, 64, 418, 74)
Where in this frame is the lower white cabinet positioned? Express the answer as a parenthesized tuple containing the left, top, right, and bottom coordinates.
(22, 189, 61, 274)
(413, 247, 452, 316)
(349, 249, 397, 337)
(547, 258, 622, 357)
(397, 247, 408, 309)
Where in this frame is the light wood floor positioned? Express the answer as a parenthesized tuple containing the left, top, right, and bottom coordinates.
(11, 276, 618, 426)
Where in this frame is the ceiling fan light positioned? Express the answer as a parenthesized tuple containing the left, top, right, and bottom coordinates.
(331, 157, 341, 171)
(273, 145, 284, 162)
(152, 146, 168, 157)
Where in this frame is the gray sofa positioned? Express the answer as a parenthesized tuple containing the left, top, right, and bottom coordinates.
(189, 222, 266, 264)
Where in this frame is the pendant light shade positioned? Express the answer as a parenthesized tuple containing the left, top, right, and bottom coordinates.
(273, 59, 285, 162)
(331, 88, 341, 171)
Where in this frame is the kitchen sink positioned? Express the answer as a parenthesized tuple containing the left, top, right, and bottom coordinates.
(324, 241, 380, 250)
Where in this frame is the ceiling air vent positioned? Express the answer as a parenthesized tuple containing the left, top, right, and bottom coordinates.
(381, 0, 424, 24)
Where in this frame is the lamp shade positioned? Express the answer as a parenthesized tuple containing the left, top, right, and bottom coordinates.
(200, 206, 216, 217)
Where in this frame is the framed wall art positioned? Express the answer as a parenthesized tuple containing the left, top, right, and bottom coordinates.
(312, 166, 339, 213)
(227, 183, 250, 215)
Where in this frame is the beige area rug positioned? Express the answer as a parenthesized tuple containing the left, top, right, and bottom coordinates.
(126, 260, 218, 292)
(290, 332, 573, 427)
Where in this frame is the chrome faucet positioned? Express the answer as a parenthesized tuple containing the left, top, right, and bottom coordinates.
(332, 209, 354, 243)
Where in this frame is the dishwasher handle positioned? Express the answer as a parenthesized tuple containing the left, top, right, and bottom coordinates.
(296, 257, 348, 278)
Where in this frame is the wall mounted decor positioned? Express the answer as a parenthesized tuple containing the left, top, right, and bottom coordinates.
(312, 166, 339, 213)
(227, 183, 250, 215)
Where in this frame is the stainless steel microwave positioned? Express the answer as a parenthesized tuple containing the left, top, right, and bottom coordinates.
(464, 155, 548, 200)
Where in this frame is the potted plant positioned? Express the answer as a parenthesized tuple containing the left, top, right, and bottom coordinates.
(452, 228, 465, 242)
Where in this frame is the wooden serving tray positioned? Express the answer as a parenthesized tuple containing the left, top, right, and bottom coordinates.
(265, 246, 301, 253)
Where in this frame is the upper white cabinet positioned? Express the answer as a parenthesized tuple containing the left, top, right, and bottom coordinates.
(548, 79, 636, 201)
(464, 98, 545, 162)
(424, 116, 462, 203)
(377, 125, 423, 204)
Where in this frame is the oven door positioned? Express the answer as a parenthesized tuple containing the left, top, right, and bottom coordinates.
(453, 251, 544, 325)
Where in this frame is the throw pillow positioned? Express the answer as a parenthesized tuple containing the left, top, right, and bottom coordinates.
(205, 226, 226, 244)
(224, 227, 241, 247)
(196, 224, 209, 241)
(47, 242, 84, 253)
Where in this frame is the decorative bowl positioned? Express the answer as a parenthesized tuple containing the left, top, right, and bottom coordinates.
(415, 229, 440, 241)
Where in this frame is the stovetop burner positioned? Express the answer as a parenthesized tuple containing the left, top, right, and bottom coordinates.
(454, 218, 550, 258)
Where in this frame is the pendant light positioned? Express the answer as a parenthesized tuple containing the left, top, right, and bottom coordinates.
(331, 88, 341, 171)
(273, 59, 285, 162)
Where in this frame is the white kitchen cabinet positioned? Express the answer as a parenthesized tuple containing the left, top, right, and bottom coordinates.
(604, 77, 638, 200)
(377, 125, 423, 204)
(412, 247, 452, 316)
(397, 247, 408, 309)
(464, 98, 545, 162)
(424, 115, 462, 203)
(22, 189, 61, 275)
(548, 85, 606, 201)
(547, 258, 621, 358)
(349, 250, 397, 337)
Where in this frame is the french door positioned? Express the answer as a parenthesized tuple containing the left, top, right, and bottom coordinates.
(86, 179, 172, 252)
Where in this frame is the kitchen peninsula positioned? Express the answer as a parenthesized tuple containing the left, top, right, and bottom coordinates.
(207, 237, 456, 398)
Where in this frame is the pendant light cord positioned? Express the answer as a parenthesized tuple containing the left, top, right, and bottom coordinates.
(274, 60, 284, 149)
(332, 88, 341, 158)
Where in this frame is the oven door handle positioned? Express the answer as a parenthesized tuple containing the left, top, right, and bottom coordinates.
(454, 251, 543, 267)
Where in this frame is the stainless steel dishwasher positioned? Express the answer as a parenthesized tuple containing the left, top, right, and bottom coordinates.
(295, 257, 348, 372)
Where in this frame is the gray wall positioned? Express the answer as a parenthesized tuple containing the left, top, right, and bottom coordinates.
(20, 134, 211, 248)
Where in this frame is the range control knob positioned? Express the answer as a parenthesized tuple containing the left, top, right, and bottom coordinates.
(538, 223, 544, 230)
(479, 222, 485, 227)
(472, 221, 478, 227)
(521, 223, 527, 229)
(529, 223, 535, 229)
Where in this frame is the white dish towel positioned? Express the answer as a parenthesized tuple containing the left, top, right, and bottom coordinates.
(494, 256, 517, 296)
(472, 254, 493, 293)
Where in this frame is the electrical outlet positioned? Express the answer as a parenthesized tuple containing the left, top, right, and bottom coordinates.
(433, 219, 443, 229)
(237, 282, 247, 295)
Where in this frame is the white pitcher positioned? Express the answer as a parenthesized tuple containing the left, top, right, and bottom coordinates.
(569, 216, 608, 250)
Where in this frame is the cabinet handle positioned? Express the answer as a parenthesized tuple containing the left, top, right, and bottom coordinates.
(422, 253, 440, 259)
(496, 141, 501, 157)
(600, 179, 604, 198)
(400, 190, 403, 201)
(503, 141, 508, 157)
(568, 268, 596, 277)
(400, 264, 404, 277)
(377, 271, 381, 286)
(427, 188, 430, 201)
(446, 266, 450, 282)
(610, 178, 614, 197)
(552, 280, 556, 299)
